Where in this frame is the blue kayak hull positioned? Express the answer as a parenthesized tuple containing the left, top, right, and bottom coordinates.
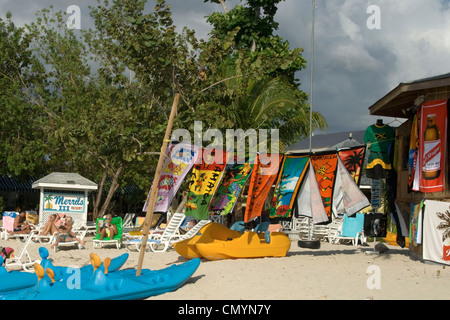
(2, 258, 200, 300)
(0, 248, 129, 294)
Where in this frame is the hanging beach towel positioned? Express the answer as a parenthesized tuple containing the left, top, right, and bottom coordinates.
(185, 148, 228, 220)
(142, 143, 200, 213)
(332, 157, 370, 218)
(418, 100, 447, 193)
(310, 152, 338, 219)
(270, 155, 309, 219)
(244, 154, 283, 223)
(338, 145, 366, 186)
(296, 163, 329, 224)
(209, 162, 253, 216)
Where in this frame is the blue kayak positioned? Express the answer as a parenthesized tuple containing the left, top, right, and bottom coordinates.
(2, 258, 201, 300)
(0, 247, 129, 294)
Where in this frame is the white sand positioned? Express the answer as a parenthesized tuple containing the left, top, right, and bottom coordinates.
(1, 235, 449, 300)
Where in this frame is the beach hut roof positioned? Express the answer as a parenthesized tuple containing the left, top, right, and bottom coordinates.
(32, 172, 98, 191)
(286, 131, 365, 153)
(369, 72, 450, 118)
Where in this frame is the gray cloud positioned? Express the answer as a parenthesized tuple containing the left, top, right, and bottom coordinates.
(2, 0, 450, 135)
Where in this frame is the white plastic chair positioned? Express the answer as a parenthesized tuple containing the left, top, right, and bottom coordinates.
(124, 218, 210, 253)
(4, 230, 40, 272)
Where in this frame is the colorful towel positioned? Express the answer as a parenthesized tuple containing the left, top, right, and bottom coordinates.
(419, 100, 447, 193)
(185, 148, 228, 220)
(209, 162, 253, 216)
(142, 143, 200, 213)
(270, 155, 309, 219)
(296, 164, 329, 224)
(408, 112, 419, 190)
(310, 152, 338, 219)
(422, 200, 450, 265)
(332, 157, 370, 218)
(338, 145, 366, 186)
(244, 154, 283, 223)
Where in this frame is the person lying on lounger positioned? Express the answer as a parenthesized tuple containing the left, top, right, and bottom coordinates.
(50, 216, 85, 249)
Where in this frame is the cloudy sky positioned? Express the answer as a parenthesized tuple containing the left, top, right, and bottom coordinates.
(2, 0, 450, 136)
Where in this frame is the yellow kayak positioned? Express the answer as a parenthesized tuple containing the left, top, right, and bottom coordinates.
(195, 231, 291, 261)
(173, 222, 242, 259)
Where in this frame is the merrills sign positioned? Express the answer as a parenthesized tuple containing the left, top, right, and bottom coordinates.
(43, 192, 85, 214)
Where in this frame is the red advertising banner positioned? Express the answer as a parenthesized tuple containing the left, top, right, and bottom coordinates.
(419, 100, 447, 193)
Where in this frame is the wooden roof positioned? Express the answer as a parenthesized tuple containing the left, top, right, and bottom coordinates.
(369, 73, 450, 118)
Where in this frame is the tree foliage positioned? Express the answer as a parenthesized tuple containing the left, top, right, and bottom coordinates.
(0, 0, 327, 217)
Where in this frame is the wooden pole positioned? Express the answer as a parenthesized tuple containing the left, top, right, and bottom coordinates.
(136, 93, 180, 276)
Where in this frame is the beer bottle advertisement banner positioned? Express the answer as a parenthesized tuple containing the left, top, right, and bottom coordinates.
(419, 100, 447, 193)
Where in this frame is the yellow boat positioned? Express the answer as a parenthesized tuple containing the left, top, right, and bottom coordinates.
(173, 222, 242, 259)
(195, 231, 291, 261)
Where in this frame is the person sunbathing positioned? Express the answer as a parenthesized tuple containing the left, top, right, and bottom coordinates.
(98, 213, 117, 240)
(50, 216, 85, 249)
(39, 214, 60, 236)
(9, 211, 33, 235)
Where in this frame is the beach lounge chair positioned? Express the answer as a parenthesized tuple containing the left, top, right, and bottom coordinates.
(92, 216, 124, 249)
(53, 228, 87, 252)
(0, 211, 33, 241)
(328, 213, 366, 246)
(123, 218, 210, 253)
(3, 230, 40, 272)
(123, 213, 136, 229)
(145, 212, 186, 252)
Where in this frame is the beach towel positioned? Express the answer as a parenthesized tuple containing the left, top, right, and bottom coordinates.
(422, 200, 450, 265)
(408, 112, 419, 190)
(310, 152, 338, 219)
(338, 145, 366, 186)
(209, 162, 253, 216)
(244, 154, 283, 223)
(410, 201, 424, 246)
(185, 148, 228, 220)
(142, 143, 200, 213)
(296, 164, 329, 224)
(270, 155, 309, 219)
(332, 157, 370, 218)
(418, 100, 447, 193)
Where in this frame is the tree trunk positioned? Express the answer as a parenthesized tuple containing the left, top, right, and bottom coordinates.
(92, 166, 108, 221)
(96, 164, 123, 220)
(219, 0, 228, 13)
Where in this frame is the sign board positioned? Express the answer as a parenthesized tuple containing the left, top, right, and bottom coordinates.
(42, 191, 86, 214)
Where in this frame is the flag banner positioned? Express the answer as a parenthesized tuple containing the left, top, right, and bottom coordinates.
(422, 200, 450, 265)
(332, 157, 370, 218)
(270, 155, 309, 219)
(419, 100, 447, 193)
(310, 152, 338, 219)
(185, 148, 229, 220)
(338, 145, 366, 186)
(142, 143, 200, 213)
(296, 164, 329, 224)
(244, 154, 283, 223)
(209, 162, 253, 216)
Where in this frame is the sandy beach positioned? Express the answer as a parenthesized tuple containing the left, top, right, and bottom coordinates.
(2, 234, 449, 302)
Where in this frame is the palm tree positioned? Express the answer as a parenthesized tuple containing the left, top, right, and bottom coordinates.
(219, 69, 327, 151)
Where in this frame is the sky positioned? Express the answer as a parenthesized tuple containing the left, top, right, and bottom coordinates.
(2, 0, 450, 136)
